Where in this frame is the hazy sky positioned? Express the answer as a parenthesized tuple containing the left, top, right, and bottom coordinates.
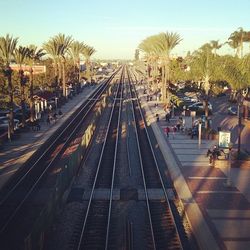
(1, 0, 250, 59)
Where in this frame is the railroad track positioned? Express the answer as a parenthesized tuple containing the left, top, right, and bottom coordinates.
(72, 66, 125, 250)
(65, 66, 190, 250)
(0, 67, 123, 249)
(127, 68, 184, 249)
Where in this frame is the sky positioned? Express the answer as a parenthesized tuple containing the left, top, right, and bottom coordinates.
(0, 0, 250, 59)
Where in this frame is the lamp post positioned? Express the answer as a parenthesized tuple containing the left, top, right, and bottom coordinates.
(4, 66, 14, 135)
(182, 105, 186, 116)
(224, 142, 234, 187)
(237, 92, 244, 156)
(55, 97, 58, 110)
(6, 113, 11, 141)
(198, 118, 202, 149)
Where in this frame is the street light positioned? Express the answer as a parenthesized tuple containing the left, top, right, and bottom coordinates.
(6, 113, 11, 141)
(198, 118, 202, 148)
(237, 92, 244, 156)
(224, 142, 234, 187)
(55, 97, 58, 110)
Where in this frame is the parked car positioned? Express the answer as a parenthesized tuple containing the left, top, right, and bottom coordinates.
(188, 102, 212, 112)
(193, 115, 206, 127)
(228, 106, 237, 115)
(0, 117, 20, 131)
(0, 110, 9, 118)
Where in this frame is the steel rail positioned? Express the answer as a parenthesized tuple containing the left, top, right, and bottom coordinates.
(0, 68, 122, 235)
(128, 68, 184, 249)
(76, 66, 125, 250)
(0, 71, 116, 205)
(104, 66, 125, 250)
(126, 66, 157, 249)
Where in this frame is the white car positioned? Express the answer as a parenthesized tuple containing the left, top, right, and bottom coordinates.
(188, 102, 212, 111)
(0, 117, 20, 131)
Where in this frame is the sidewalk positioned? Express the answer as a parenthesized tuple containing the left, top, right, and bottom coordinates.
(139, 91, 250, 250)
(0, 86, 97, 189)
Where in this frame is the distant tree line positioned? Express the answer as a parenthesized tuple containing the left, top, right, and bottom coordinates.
(0, 33, 96, 134)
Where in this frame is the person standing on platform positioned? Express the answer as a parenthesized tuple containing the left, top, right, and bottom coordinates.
(164, 126, 170, 137)
(46, 115, 50, 125)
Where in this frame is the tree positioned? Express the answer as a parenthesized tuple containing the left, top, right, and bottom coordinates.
(139, 32, 182, 101)
(134, 49, 140, 61)
(14, 46, 30, 126)
(82, 45, 96, 82)
(43, 39, 61, 91)
(189, 44, 219, 129)
(210, 40, 222, 56)
(228, 27, 247, 58)
(69, 41, 85, 87)
(0, 34, 18, 136)
(152, 32, 182, 103)
(53, 34, 73, 97)
(221, 55, 249, 155)
(26, 45, 45, 122)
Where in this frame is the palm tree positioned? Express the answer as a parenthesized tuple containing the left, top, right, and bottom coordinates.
(226, 38, 240, 57)
(153, 32, 182, 103)
(189, 44, 219, 129)
(139, 35, 162, 87)
(14, 46, 30, 126)
(139, 32, 182, 101)
(210, 40, 222, 56)
(82, 45, 96, 82)
(222, 56, 249, 155)
(228, 27, 247, 58)
(0, 34, 18, 136)
(53, 33, 73, 97)
(26, 45, 45, 122)
(43, 39, 61, 92)
(134, 49, 140, 61)
(244, 31, 250, 53)
(69, 41, 85, 88)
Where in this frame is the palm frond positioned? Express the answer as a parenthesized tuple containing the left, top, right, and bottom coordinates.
(0, 34, 18, 65)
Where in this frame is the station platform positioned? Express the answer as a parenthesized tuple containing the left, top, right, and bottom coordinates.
(0, 86, 97, 189)
(139, 91, 250, 250)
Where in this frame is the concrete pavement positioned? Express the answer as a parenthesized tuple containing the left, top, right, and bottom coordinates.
(140, 91, 250, 250)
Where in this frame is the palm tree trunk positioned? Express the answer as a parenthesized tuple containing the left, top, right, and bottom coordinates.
(237, 104, 242, 155)
(165, 58, 171, 104)
(78, 59, 81, 83)
(29, 67, 35, 122)
(86, 59, 91, 82)
(204, 99, 209, 129)
(7, 71, 14, 135)
(62, 59, 66, 97)
(240, 39, 243, 58)
(162, 64, 166, 104)
(19, 69, 26, 127)
(58, 61, 62, 87)
(3, 65, 14, 136)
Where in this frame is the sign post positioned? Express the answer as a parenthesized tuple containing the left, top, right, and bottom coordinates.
(218, 131, 233, 187)
(224, 142, 234, 187)
(218, 131, 231, 148)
